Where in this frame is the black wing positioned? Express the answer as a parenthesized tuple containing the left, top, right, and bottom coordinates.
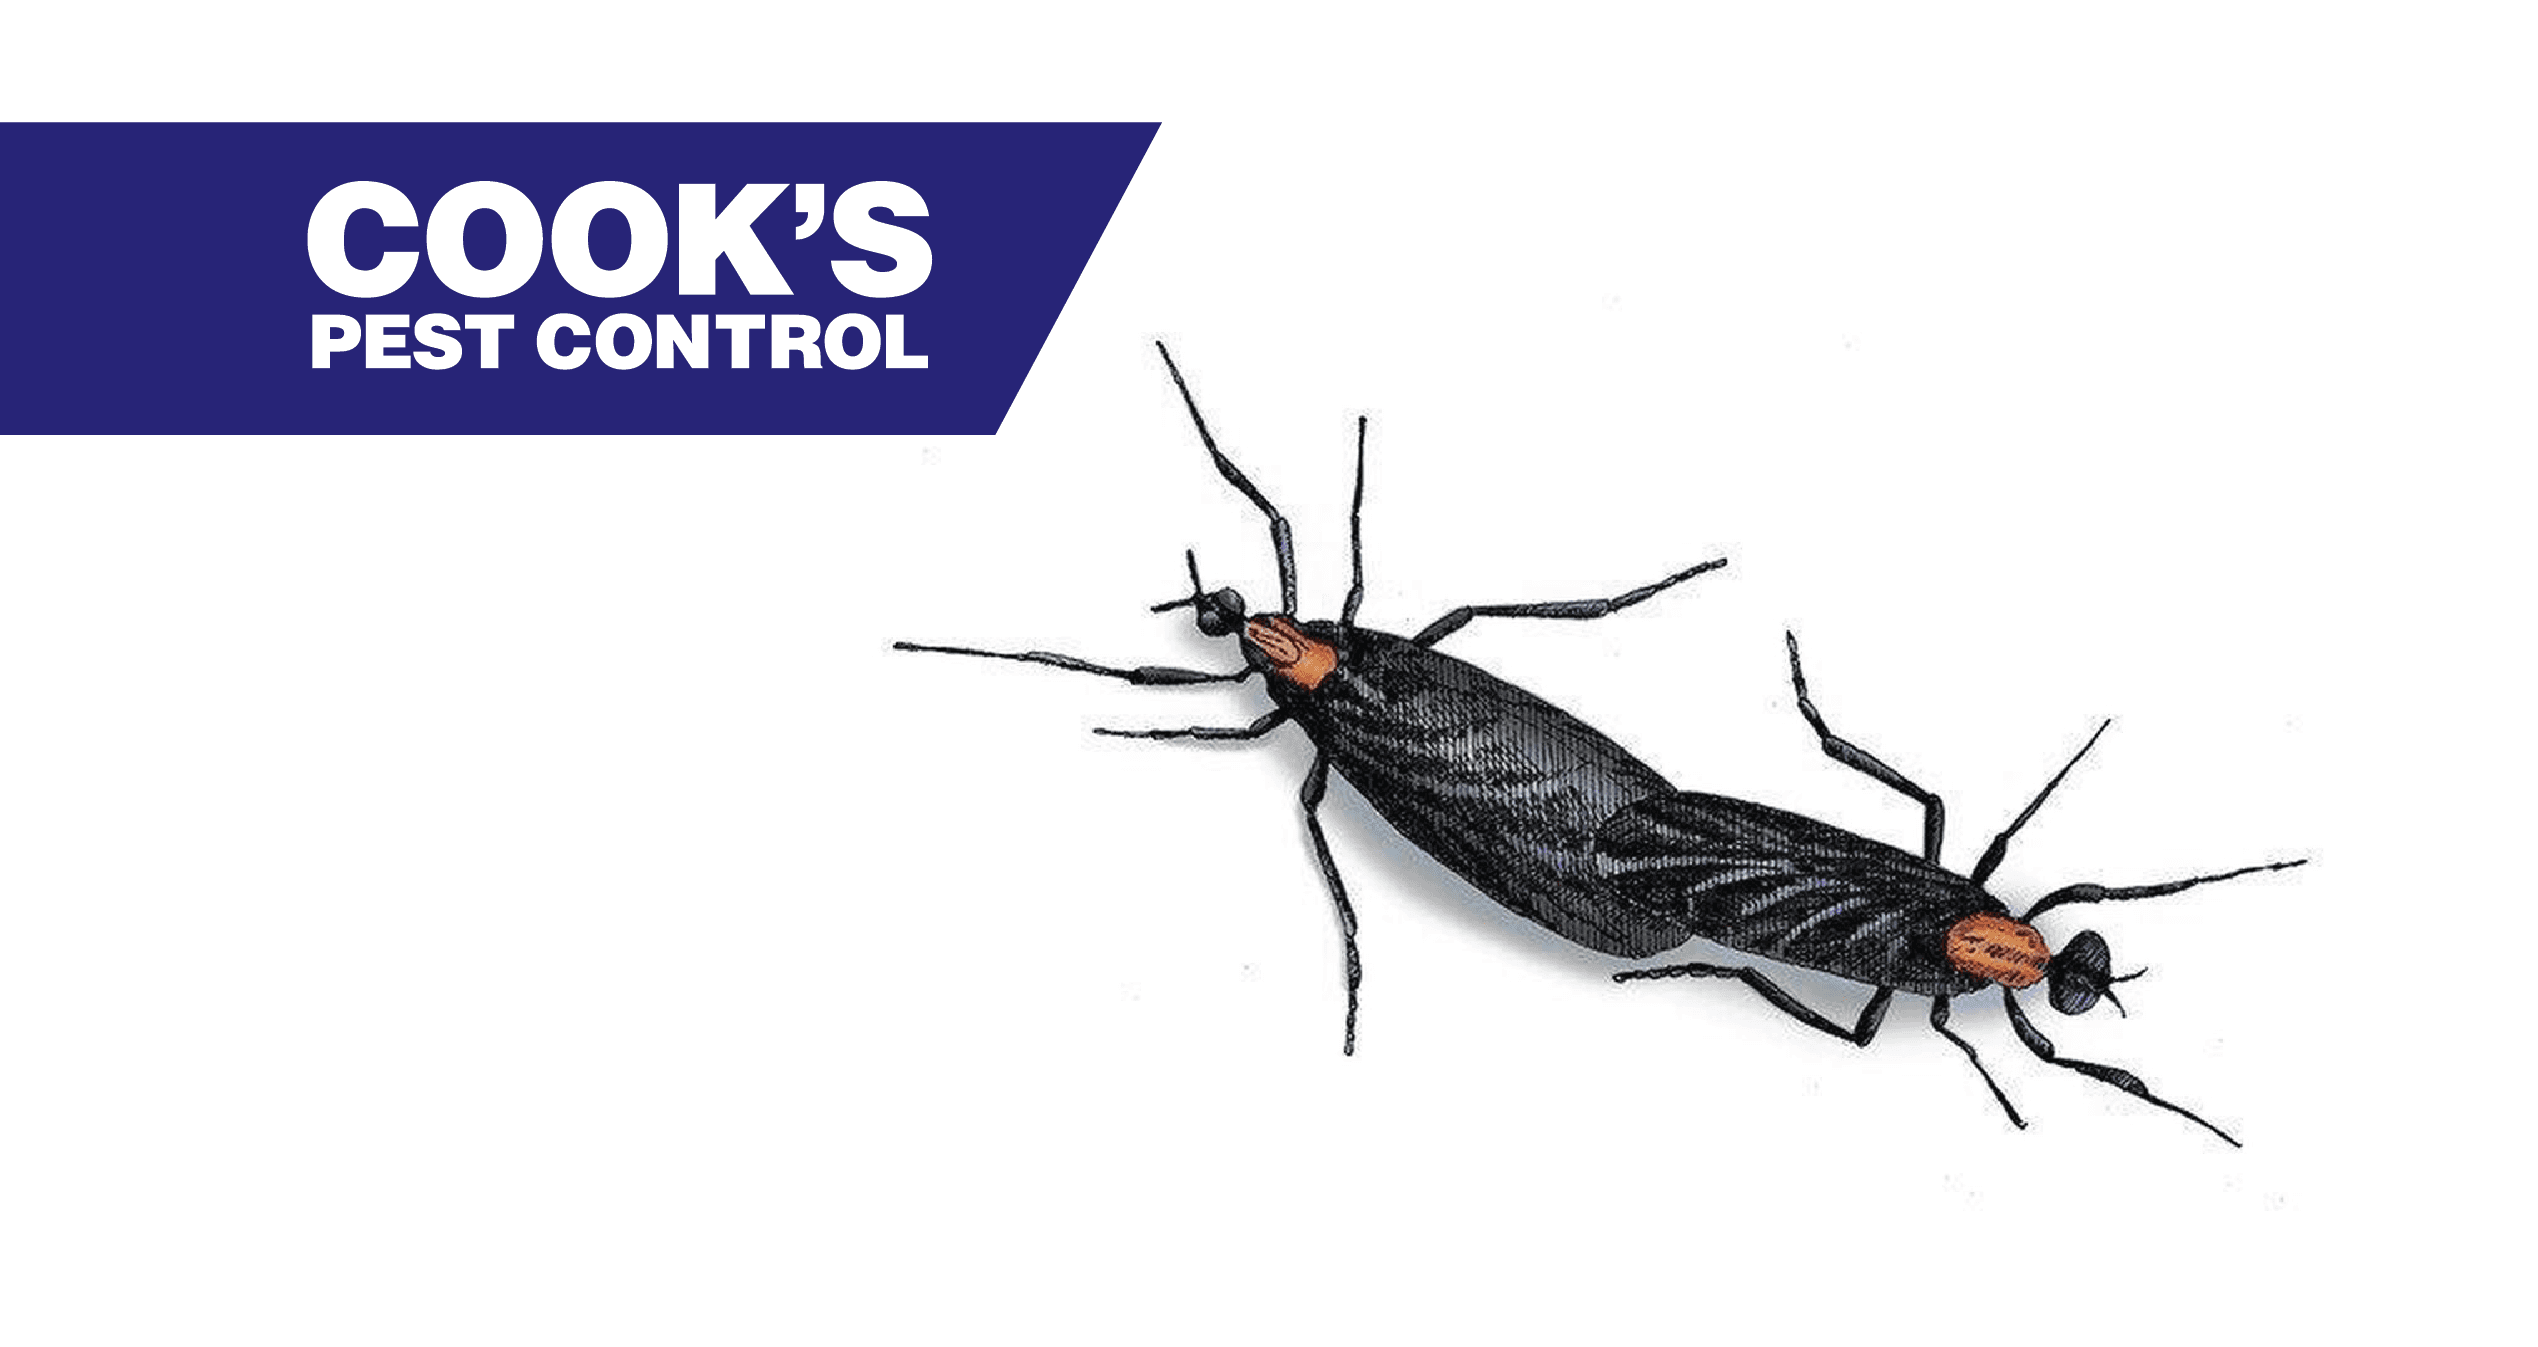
(1287, 626, 1690, 959)
(1593, 792, 2003, 995)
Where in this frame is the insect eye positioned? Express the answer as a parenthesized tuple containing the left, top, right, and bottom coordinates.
(1195, 587, 1247, 637)
(2046, 929, 2113, 1015)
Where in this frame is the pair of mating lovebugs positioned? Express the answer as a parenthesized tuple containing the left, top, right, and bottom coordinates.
(900, 344, 2302, 1146)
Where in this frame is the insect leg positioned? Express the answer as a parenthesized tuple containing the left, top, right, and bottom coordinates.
(1929, 996, 2026, 1130)
(893, 641, 1252, 686)
(1410, 558, 1727, 647)
(2001, 989, 2240, 1147)
(1784, 631, 1947, 864)
(1341, 415, 1369, 627)
(2020, 857, 2308, 923)
(1299, 754, 1364, 1056)
(1612, 963, 1893, 1046)
(1155, 341, 1298, 615)
(1095, 710, 1292, 741)
(1969, 720, 2112, 884)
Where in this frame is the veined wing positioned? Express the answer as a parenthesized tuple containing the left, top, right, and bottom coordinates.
(1593, 792, 2001, 990)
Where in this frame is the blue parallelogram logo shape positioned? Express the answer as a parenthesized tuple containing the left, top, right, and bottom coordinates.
(0, 122, 1157, 435)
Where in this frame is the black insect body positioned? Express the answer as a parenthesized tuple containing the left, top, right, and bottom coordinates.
(897, 343, 2303, 1145)
(1601, 793, 2005, 1001)
(1265, 623, 1689, 962)
(1604, 645, 2305, 1146)
(899, 342, 1725, 1055)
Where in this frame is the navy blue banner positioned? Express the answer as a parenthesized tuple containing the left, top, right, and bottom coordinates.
(0, 123, 1156, 435)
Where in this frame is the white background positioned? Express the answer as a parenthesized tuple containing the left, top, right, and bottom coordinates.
(3, 5, 2531, 1343)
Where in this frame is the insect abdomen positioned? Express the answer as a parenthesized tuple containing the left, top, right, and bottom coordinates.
(1292, 628, 1690, 959)
(1594, 792, 1997, 994)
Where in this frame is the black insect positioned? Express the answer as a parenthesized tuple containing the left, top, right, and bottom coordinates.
(1602, 643, 2303, 1146)
(896, 343, 2304, 1144)
(899, 342, 1725, 1055)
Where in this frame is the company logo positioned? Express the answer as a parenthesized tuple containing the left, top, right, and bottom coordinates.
(1, 123, 1157, 434)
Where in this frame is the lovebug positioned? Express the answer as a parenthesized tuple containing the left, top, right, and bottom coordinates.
(897, 344, 2302, 1144)
(1604, 636, 2303, 1146)
(898, 342, 1726, 1055)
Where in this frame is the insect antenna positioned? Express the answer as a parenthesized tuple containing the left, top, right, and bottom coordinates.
(2099, 967, 2149, 1018)
(1149, 549, 1208, 613)
(1970, 719, 2112, 885)
(2022, 857, 2308, 923)
(1155, 341, 1299, 614)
